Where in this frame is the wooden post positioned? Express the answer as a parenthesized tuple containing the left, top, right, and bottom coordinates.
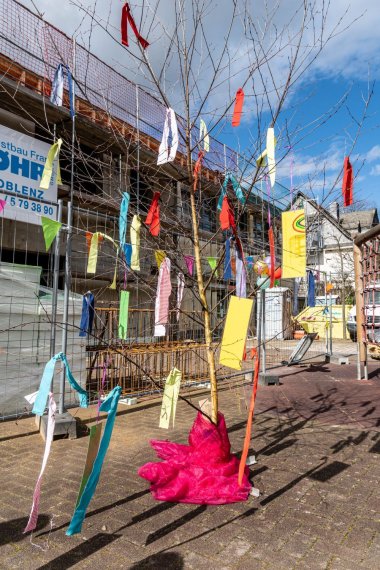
(353, 243, 366, 372)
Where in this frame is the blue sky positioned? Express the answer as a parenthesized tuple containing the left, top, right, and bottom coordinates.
(20, 0, 380, 210)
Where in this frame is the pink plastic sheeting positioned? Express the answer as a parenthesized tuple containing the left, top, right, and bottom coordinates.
(138, 412, 252, 504)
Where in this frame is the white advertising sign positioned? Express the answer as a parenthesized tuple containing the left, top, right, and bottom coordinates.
(0, 124, 59, 225)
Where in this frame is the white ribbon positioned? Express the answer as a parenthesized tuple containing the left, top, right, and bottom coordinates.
(176, 272, 185, 321)
(157, 108, 178, 165)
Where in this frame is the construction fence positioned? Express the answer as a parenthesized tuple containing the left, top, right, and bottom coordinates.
(354, 223, 380, 378)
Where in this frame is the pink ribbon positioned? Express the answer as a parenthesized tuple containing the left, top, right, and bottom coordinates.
(184, 255, 194, 277)
(24, 393, 56, 533)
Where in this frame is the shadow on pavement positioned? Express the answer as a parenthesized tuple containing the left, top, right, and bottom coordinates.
(145, 505, 207, 545)
(130, 551, 184, 569)
(38, 533, 121, 569)
(37, 488, 150, 538)
(0, 515, 50, 546)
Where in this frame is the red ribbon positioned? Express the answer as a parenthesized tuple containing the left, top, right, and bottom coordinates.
(238, 348, 260, 486)
(193, 150, 205, 192)
(145, 192, 160, 236)
(269, 227, 275, 288)
(121, 3, 149, 49)
(220, 196, 236, 231)
(342, 156, 353, 207)
(232, 88, 244, 127)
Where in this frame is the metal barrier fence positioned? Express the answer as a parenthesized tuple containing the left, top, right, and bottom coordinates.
(354, 223, 380, 379)
(0, 218, 86, 420)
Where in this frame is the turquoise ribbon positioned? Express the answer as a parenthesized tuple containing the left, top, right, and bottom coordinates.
(217, 172, 246, 210)
(119, 192, 130, 248)
(32, 353, 88, 416)
(66, 386, 121, 536)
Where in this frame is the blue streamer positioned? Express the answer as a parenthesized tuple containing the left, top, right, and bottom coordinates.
(66, 386, 121, 536)
(223, 237, 232, 279)
(32, 353, 88, 416)
(79, 292, 95, 337)
(119, 192, 130, 248)
(307, 271, 316, 307)
(124, 243, 132, 266)
(217, 172, 246, 210)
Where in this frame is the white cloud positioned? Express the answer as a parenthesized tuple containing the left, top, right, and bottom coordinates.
(365, 145, 380, 163)
(370, 164, 380, 176)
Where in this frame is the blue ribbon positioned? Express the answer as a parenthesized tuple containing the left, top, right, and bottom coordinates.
(66, 386, 121, 536)
(217, 172, 246, 210)
(119, 192, 130, 249)
(223, 237, 232, 280)
(79, 292, 95, 337)
(123, 243, 132, 266)
(32, 353, 88, 416)
(307, 271, 316, 307)
(246, 255, 254, 268)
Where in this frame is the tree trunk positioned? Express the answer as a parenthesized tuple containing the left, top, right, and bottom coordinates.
(189, 188, 218, 424)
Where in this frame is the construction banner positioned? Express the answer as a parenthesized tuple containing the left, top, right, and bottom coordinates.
(282, 209, 306, 278)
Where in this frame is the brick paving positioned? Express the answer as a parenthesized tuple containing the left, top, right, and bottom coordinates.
(1, 362, 380, 569)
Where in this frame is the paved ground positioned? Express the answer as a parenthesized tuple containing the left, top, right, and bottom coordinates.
(1, 361, 380, 569)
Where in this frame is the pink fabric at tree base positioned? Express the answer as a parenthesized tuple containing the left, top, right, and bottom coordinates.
(138, 411, 252, 504)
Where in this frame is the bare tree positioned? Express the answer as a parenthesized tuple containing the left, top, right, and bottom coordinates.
(4, 0, 366, 424)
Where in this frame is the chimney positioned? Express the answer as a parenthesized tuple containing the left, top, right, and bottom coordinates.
(329, 201, 340, 221)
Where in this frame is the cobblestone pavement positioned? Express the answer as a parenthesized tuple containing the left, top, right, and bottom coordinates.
(1, 362, 380, 569)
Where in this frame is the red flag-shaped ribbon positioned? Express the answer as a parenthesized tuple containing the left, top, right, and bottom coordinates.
(193, 150, 205, 192)
(238, 348, 260, 486)
(146, 192, 160, 236)
(268, 227, 275, 288)
(121, 3, 149, 49)
(232, 88, 244, 127)
(342, 156, 353, 207)
(220, 196, 236, 231)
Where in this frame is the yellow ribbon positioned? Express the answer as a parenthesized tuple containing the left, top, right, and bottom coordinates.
(159, 368, 181, 429)
(219, 296, 253, 370)
(130, 215, 141, 271)
(40, 138, 62, 190)
(155, 250, 166, 268)
(256, 135, 277, 168)
(87, 232, 119, 289)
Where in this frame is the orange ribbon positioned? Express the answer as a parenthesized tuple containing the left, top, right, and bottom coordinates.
(238, 348, 260, 486)
(232, 88, 244, 127)
(193, 150, 205, 192)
